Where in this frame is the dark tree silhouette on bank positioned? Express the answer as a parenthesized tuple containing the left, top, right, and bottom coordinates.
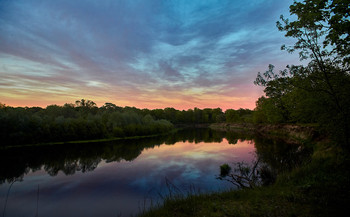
(254, 0, 350, 148)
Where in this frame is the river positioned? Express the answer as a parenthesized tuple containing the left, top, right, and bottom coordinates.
(0, 128, 309, 217)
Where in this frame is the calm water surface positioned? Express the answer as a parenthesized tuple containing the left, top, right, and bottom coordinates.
(0, 129, 308, 217)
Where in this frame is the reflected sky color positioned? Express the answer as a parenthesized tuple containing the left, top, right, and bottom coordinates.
(0, 0, 299, 109)
(0, 139, 255, 217)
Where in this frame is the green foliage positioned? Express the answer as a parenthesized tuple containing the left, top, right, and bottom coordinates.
(225, 109, 239, 123)
(0, 100, 176, 146)
(225, 109, 254, 123)
(277, 0, 349, 65)
(215, 113, 226, 123)
(255, 0, 350, 147)
(253, 96, 286, 123)
(219, 164, 231, 177)
(0, 99, 244, 146)
(75, 99, 97, 108)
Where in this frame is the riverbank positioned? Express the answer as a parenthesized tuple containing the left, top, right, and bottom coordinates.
(210, 123, 320, 144)
(140, 124, 350, 217)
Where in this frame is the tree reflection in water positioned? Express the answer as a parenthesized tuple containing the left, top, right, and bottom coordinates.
(0, 128, 311, 185)
(219, 135, 313, 188)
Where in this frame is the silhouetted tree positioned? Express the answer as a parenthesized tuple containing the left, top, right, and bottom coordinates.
(254, 0, 350, 147)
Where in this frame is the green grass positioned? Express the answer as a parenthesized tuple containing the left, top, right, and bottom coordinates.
(139, 141, 350, 217)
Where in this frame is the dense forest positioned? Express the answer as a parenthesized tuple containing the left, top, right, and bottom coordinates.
(0, 99, 253, 146)
(254, 0, 350, 149)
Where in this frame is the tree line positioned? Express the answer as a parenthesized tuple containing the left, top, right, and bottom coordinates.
(0, 100, 254, 146)
(254, 0, 350, 148)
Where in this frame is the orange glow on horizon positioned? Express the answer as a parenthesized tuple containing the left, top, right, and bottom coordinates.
(0, 95, 258, 110)
(0, 85, 263, 110)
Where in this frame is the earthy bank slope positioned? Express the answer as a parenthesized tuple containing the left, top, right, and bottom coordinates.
(210, 123, 320, 143)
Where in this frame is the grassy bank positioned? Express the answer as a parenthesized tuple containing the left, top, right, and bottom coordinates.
(140, 128, 350, 217)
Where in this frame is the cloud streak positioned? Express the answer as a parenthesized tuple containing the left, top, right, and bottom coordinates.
(0, 0, 298, 109)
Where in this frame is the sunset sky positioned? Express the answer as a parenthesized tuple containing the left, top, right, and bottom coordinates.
(0, 0, 299, 110)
